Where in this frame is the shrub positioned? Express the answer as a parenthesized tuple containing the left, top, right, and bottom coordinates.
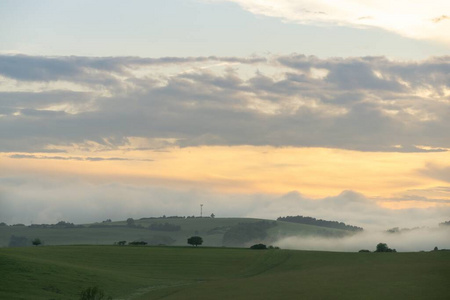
(187, 236, 203, 247)
(250, 243, 267, 250)
(32, 238, 42, 246)
(375, 243, 396, 252)
(128, 241, 147, 246)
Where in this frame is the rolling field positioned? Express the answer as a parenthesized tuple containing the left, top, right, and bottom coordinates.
(1, 245, 449, 299)
(0, 217, 349, 248)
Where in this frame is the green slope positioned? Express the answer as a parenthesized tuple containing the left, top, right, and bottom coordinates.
(0, 217, 352, 248)
(1, 246, 449, 299)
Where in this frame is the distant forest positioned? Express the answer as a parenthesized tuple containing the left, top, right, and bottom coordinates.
(277, 216, 363, 232)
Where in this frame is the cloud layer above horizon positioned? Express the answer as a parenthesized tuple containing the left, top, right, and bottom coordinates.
(1, 54, 450, 153)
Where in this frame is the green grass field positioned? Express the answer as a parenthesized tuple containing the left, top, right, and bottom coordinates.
(1, 245, 449, 299)
(0, 217, 350, 248)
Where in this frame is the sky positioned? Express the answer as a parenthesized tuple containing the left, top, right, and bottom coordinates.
(1, 0, 450, 242)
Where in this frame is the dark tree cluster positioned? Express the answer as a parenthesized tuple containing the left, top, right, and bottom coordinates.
(139, 215, 186, 220)
(128, 241, 147, 246)
(148, 222, 181, 232)
(32, 238, 42, 246)
(250, 243, 267, 250)
(277, 216, 363, 232)
(222, 221, 277, 247)
(29, 221, 83, 229)
(187, 236, 203, 246)
(375, 243, 396, 252)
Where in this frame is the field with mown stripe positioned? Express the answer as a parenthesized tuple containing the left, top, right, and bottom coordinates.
(1, 246, 449, 299)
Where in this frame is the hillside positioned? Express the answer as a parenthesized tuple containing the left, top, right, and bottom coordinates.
(0, 217, 354, 248)
(1, 246, 449, 299)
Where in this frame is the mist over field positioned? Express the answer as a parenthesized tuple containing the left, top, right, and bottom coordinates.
(277, 227, 450, 252)
(2, 174, 449, 254)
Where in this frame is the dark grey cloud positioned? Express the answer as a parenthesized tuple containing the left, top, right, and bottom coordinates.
(2, 54, 450, 153)
(0, 54, 265, 82)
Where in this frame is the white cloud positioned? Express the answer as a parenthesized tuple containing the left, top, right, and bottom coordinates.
(221, 0, 450, 44)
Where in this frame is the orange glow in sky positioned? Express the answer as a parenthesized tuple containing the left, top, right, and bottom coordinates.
(3, 146, 450, 209)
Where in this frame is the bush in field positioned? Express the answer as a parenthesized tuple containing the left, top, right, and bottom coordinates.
(187, 236, 203, 247)
(375, 243, 396, 252)
(79, 286, 111, 300)
(32, 238, 42, 246)
(250, 243, 267, 250)
(128, 241, 147, 246)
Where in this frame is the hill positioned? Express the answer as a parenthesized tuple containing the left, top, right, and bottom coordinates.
(0, 217, 354, 248)
(277, 215, 363, 231)
(1, 245, 449, 299)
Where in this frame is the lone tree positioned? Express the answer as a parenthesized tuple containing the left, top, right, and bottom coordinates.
(187, 236, 203, 247)
(375, 243, 396, 252)
(32, 238, 42, 246)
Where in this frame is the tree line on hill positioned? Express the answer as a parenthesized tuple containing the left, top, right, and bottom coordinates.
(277, 216, 363, 232)
(138, 214, 215, 220)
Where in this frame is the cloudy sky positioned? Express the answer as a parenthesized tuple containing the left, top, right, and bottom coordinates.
(1, 0, 450, 235)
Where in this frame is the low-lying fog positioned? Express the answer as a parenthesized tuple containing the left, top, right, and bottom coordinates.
(276, 227, 450, 252)
(1, 176, 449, 252)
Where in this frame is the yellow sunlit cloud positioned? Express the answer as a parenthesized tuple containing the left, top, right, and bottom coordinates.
(224, 0, 450, 44)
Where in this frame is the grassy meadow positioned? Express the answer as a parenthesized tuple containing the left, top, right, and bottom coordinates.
(1, 245, 449, 299)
